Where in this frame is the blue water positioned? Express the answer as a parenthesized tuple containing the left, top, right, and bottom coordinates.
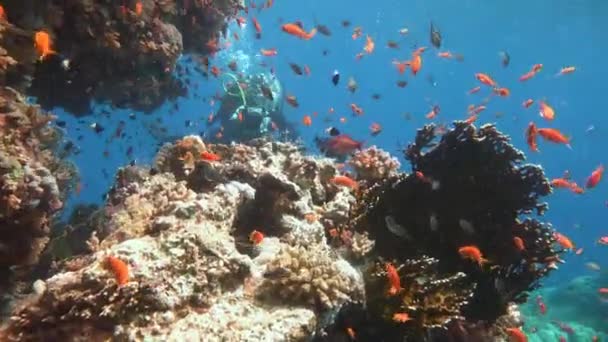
(44, 0, 607, 324)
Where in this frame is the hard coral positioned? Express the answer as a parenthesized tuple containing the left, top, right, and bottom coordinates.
(256, 244, 363, 311)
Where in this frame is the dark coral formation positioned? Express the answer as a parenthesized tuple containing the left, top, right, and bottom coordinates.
(2, 0, 243, 114)
(321, 122, 562, 340)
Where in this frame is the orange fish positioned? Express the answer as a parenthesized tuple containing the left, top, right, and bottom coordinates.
(106, 256, 129, 286)
(302, 115, 312, 126)
(282, 22, 317, 40)
(249, 230, 264, 245)
(252, 17, 262, 38)
(34, 31, 56, 61)
(331, 175, 359, 191)
(350, 103, 364, 116)
(458, 245, 488, 267)
(465, 115, 478, 124)
(426, 107, 439, 119)
(537, 128, 570, 148)
(393, 60, 409, 74)
(522, 99, 534, 108)
(493, 87, 510, 97)
(135, 1, 143, 15)
(393, 313, 412, 323)
(260, 48, 277, 56)
(210, 66, 221, 77)
(556, 66, 576, 76)
(538, 101, 555, 121)
(585, 164, 604, 189)
(551, 178, 574, 189)
(505, 327, 528, 342)
(385, 262, 401, 296)
(513, 236, 525, 251)
(532, 64, 543, 73)
(410, 54, 422, 75)
(363, 35, 375, 54)
(0, 5, 6, 21)
(352, 26, 363, 40)
(525, 122, 539, 152)
(369, 122, 382, 136)
(200, 151, 221, 162)
(437, 51, 453, 59)
(468, 86, 481, 94)
(519, 70, 536, 82)
(554, 232, 574, 250)
(475, 73, 496, 87)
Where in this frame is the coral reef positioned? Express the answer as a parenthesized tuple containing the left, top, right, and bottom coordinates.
(0, 86, 76, 275)
(317, 121, 563, 340)
(1, 122, 567, 340)
(2, 136, 363, 340)
(1, 0, 243, 114)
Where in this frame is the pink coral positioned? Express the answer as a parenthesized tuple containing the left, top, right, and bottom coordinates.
(347, 146, 401, 182)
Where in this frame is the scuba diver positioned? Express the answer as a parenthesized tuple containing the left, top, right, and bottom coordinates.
(210, 70, 295, 143)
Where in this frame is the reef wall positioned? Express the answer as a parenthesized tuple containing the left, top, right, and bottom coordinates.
(1, 0, 243, 115)
(0, 86, 77, 314)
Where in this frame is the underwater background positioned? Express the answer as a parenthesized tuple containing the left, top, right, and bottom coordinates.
(1, 0, 607, 341)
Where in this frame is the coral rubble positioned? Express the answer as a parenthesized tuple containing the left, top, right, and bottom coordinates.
(1, 0, 243, 114)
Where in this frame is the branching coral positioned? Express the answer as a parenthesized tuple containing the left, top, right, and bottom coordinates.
(256, 244, 363, 311)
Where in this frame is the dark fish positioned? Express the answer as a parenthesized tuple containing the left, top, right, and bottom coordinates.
(91, 122, 104, 133)
(396, 80, 408, 88)
(371, 93, 381, 100)
(326, 127, 340, 136)
(289, 63, 303, 75)
(260, 85, 274, 101)
(56, 120, 67, 127)
(387, 40, 399, 49)
(430, 21, 442, 48)
(228, 60, 238, 72)
(332, 70, 340, 86)
(316, 24, 332, 36)
(499, 51, 510, 67)
(322, 49, 330, 56)
(286, 95, 299, 107)
(129, 113, 136, 120)
(341, 20, 351, 27)
(185, 120, 193, 127)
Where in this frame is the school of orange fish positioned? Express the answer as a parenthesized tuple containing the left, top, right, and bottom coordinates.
(4, 1, 608, 340)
